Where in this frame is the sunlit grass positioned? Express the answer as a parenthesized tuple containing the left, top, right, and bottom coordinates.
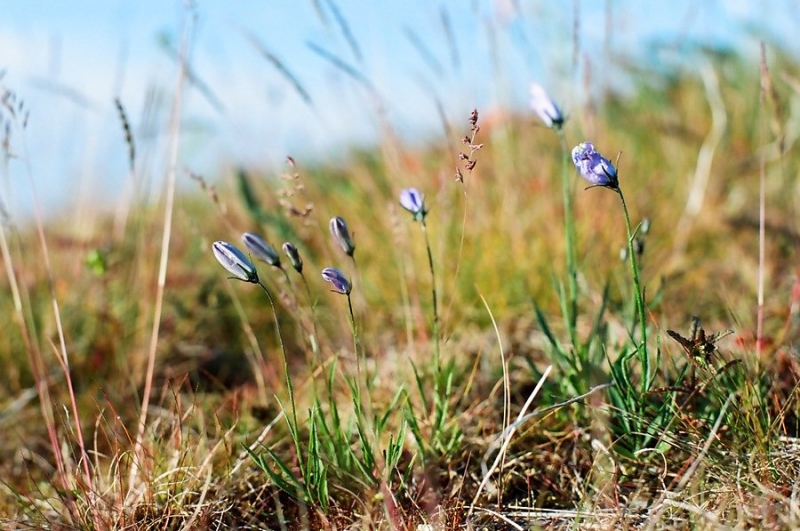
(1, 37, 800, 529)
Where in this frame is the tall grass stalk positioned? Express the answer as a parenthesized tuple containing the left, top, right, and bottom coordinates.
(12, 111, 101, 524)
(130, 14, 188, 492)
(8, 132, 89, 521)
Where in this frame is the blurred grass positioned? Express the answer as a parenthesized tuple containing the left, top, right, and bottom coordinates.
(1, 40, 800, 529)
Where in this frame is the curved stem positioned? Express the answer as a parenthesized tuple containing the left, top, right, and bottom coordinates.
(257, 281, 297, 430)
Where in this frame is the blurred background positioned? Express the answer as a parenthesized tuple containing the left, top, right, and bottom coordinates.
(0, 0, 796, 221)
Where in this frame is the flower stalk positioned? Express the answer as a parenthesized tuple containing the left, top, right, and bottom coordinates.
(212, 240, 297, 451)
(572, 142, 650, 392)
(322, 266, 359, 360)
(400, 188, 441, 387)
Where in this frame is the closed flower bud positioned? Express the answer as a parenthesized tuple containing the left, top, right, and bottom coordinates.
(329, 216, 355, 257)
(321, 267, 351, 295)
(399, 187, 427, 221)
(530, 82, 564, 129)
(242, 232, 282, 268)
(212, 241, 259, 283)
(571, 141, 618, 188)
(282, 242, 303, 273)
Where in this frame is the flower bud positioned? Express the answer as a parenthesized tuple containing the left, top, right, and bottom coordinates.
(282, 242, 303, 273)
(571, 142, 618, 188)
(329, 216, 355, 257)
(530, 82, 564, 129)
(212, 241, 259, 283)
(321, 267, 351, 295)
(399, 187, 427, 221)
(242, 232, 282, 268)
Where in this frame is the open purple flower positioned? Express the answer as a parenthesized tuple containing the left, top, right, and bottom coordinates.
(321, 267, 351, 295)
(242, 232, 282, 268)
(212, 241, 259, 283)
(530, 83, 564, 129)
(399, 188, 427, 221)
(329, 216, 355, 257)
(571, 141, 618, 188)
(282, 242, 303, 273)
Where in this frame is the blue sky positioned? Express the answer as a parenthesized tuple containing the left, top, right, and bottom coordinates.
(0, 0, 795, 219)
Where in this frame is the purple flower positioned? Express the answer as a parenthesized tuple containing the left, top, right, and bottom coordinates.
(321, 267, 351, 295)
(212, 241, 259, 283)
(571, 142, 618, 188)
(282, 242, 303, 273)
(530, 83, 564, 129)
(329, 216, 355, 257)
(242, 232, 282, 268)
(399, 188, 426, 221)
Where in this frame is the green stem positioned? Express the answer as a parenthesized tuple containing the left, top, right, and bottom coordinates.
(347, 293, 360, 376)
(557, 128, 578, 344)
(420, 218, 440, 381)
(257, 281, 302, 463)
(615, 189, 649, 394)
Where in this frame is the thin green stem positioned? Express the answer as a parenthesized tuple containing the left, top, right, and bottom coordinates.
(420, 218, 440, 380)
(557, 128, 578, 345)
(257, 281, 298, 434)
(615, 189, 649, 394)
(347, 293, 360, 375)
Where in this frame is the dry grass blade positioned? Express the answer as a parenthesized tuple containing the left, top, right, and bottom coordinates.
(129, 13, 189, 496)
(469, 365, 552, 518)
(644, 393, 735, 530)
